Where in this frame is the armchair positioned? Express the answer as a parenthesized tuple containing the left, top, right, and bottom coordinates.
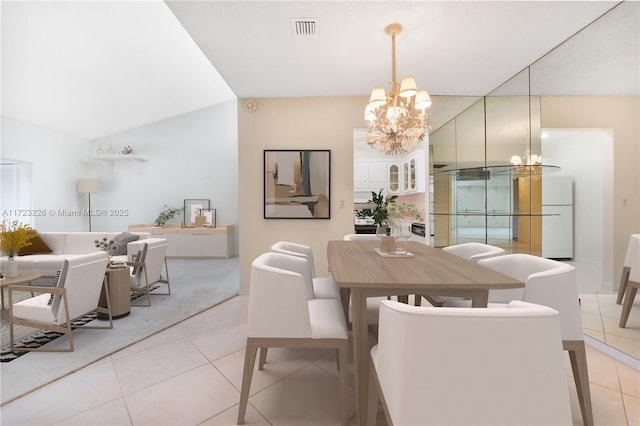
(128, 238, 170, 307)
(8, 251, 111, 352)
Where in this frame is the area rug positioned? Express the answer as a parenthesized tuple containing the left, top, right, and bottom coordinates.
(0, 257, 239, 405)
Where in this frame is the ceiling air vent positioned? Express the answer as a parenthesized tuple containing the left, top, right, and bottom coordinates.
(291, 18, 318, 37)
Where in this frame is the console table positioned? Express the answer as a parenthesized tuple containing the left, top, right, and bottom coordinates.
(128, 224, 234, 259)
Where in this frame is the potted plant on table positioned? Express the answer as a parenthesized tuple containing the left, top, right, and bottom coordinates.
(0, 220, 37, 277)
(153, 205, 184, 227)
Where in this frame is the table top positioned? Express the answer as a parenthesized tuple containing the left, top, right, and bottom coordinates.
(0, 272, 43, 286)
(327, 240, 523, 292)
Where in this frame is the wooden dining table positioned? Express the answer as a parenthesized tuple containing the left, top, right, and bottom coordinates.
(327, 240, 524, 425)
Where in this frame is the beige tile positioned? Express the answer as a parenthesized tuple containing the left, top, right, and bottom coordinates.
(249, 364, 356, 425)
(125, 364, 239, 425)
(188, 318, 247, 362)
(623, 394, 639, 426)
(584, 329, 606, 342)
(176, 295, 248, 337)
(111, 323, 187, 360)
(113, 337, 208, 395)
(590, 383, 629, 426)
(212, 347, 311, 396)
(53, 398, 131, 425)
(617, 361, 640, 398)
(0, 361, 122, 425)
(580, 345, 622, 392)
(582, 311, 605, 333)
(200, 402, 270, 425)
(579, 294, 601, 315)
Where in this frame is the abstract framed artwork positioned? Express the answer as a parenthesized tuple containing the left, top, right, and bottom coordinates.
(199, 208, 216, 228)
(184, 199, 210, 226)
(264, 149, 331, 219)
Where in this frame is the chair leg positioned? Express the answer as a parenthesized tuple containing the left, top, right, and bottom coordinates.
(565, 340, 593, 426)
(238, 340, 259, 425)
(616, 266, 630, 304)
(258, 347, 268, 370)
(340, 288, 350, 324)
(367, 356, 380, 426)
(619, 281, 638, 328)
(338, 341, 349, 426)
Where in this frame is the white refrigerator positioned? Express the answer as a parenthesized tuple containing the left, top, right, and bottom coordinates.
(542, 175, 574, 259)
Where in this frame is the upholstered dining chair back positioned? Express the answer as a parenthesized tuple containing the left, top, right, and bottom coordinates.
(343, 234, 379, 241)
(619, 239, 640, 328)
(271, 241, 318, 278)
(442, 242, 505, 262)
(370, 300, 571, 426)
(248, 252, 314, 338)
(478, 253, 581, 339)
(270, 240, 340, 302)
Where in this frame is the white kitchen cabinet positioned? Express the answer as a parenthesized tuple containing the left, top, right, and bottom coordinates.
(354, 161, 388, 194)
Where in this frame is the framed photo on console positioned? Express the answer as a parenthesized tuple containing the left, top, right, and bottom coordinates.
(199, 208, 216, 228)
(263, 149, 331, 219)
(184, 199, 210, 226)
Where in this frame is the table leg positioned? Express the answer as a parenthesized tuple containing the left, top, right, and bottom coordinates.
(471, 290, 489, 308)
(351, 288, 369, 425)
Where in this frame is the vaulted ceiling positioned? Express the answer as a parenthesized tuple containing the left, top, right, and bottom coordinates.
(1, 1, 637, 140)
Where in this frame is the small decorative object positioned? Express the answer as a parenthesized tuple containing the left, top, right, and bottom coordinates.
(154, 204, 184, 227)
(184, 199, 211, 226)
(199, 208, 216, 228)
(94, 237, 114, 252)
(106, 144, 116, 155)
(194, 216, 207, 227)
(121, 145, 134, 155)
(0, 220, 37, 277)
(244, 99, 258, 113)
(96, 145, 105, 155)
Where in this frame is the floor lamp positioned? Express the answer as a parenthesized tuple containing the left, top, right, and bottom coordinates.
(77, 178, 100, 231)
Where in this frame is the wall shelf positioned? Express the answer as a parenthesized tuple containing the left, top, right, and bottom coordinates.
(89, 154, 149, 162)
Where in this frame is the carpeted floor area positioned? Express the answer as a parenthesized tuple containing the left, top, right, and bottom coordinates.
(0, 257, 239, 405)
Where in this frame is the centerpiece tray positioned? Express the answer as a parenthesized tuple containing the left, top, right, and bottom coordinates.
(374, 248, 414, 258)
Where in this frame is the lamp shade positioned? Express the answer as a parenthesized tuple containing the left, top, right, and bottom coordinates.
(399, 77, 417, 98)
(77, 179, 101, 194)
(414, 90, 432, 109)
(369, 87, 387, 106)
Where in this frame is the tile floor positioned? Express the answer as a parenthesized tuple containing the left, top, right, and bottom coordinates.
(0, 294, 638, 425)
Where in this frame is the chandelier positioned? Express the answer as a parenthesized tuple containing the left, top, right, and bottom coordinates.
(510, 148, 542, 181)
(364, 23, 431, 155)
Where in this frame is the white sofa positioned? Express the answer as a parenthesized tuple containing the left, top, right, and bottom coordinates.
(2, 232, 150, 277)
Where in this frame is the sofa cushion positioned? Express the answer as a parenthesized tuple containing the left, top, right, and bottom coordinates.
(63, 233, 109, 254)
(18, 232, 53, 256)
(109, 232, 140, 256)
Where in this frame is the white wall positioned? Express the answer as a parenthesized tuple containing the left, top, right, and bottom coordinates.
(0, 116, 92, 231)
(542, 129, 612, 272)
(1, 102, 239, 255)
(91, 102, 239, 253)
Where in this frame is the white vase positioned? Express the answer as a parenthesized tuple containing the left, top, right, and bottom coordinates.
(5, 258, 18, 278)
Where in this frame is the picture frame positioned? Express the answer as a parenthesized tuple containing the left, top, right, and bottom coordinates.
(264, 149, 331, 219)
(199, 208, 216, 228)
(184, 199, 210, 225)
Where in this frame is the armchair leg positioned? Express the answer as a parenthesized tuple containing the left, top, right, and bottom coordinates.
(565, 340, 593, 426)
(619, 281, 638, 328)
(616, 266, 630, 304)
(238, 340, 258, 425)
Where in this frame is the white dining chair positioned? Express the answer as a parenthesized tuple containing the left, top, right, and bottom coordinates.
(270, 241, 340, 300)
(368, 300, 572, 425)
(418, 242, 507, 306)
(444, 253, 592, 426)
(617, 233, 640, 304)
(442, 241, 506, 261)
(343, 233, 379, 241)
(238, 252, 349, 425)
(619, 239, 640, 328)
